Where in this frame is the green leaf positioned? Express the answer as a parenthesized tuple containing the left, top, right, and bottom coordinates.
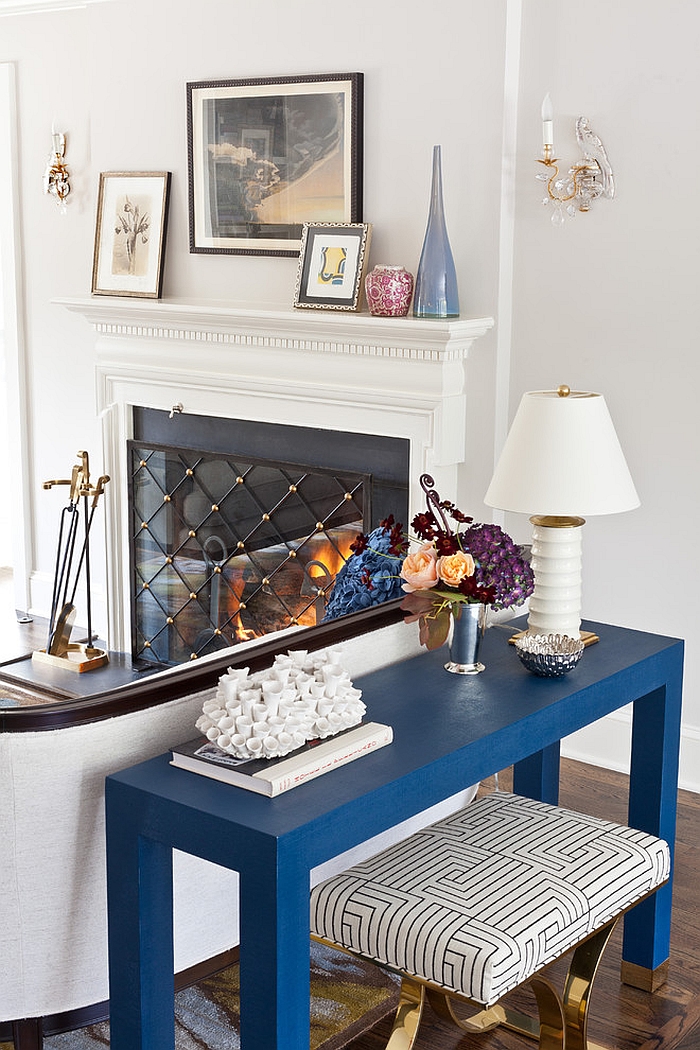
(419, 608, 451, 650)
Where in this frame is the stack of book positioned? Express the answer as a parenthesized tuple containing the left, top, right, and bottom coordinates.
(171, 721, 393, 797)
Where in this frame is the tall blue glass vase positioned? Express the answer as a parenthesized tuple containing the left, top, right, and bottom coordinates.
(413, 145, 460, 319)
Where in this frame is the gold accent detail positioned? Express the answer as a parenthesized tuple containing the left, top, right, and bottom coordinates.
(508, 628, 600, 647)
(163, 494, 171, 502)
(214, 628, 222, 636)
(142, 582, 150, 590)
(530, 515, 586, 529)
(236, 476, 244, 484)
(289, 484, 297, 492)
(262, 576, 270, 586)
(386, 976, 425, 1050)
(141, 522, 148, 530)
(140, 459, 147, 467)
(237, 541, 245, 550)
(621, 958, 669, 993)
(186, 468, 194, 476)
(144, 641, 151, 648)
(288, 550, 297, 558)
(291, 617, 299, 625)
(188, 529, 196, 538)
(214, 566, 222, 574)
(32, 643, 109, 674)
(190, 653, 198, 660)
(239, 602, 246, 610)
(212, 504, 219, 512)
(166, 617, 174, 625)
(316, 522, 325, 531)
(262, 513, 270, 522)
(558, 384, 571, 397)
(165, 556, 173, 564)
(189, 591, 197, 600)
(344, 492, 353, 501)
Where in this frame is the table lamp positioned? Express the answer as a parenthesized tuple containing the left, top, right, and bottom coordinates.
(484, 385, 639, 642)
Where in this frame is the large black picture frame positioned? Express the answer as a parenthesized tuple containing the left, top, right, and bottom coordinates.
(187, 72, 363, 258)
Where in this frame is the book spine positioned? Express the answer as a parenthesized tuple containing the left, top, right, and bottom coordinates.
(264, 725, 393, 796)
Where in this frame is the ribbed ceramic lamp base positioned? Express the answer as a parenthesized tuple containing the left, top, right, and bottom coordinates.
(526, 517, 584, 640)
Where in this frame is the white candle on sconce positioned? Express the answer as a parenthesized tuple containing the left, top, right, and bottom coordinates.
(541, 93, 554, 150)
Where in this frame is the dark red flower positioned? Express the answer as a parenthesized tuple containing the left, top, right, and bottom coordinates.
(349, 532, 368, 555)
(379, 514, 395, 530)
(411, 511, 437, 540)
(458, 576, 496, 604)
(388, 521, 408, 556)
(360, 567, 374, 590)
(435, 533, 459, 556)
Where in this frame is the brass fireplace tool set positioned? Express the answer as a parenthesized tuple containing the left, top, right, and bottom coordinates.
(33, 451, 110, 673)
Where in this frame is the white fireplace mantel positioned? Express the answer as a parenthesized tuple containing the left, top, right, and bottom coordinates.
(58, 297, 494, 650)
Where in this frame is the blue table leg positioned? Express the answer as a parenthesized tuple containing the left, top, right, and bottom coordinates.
(624, 674, 683, 988)
(238, 840, 311, 1050)
(106, 782, 175, 1050)
(512, 740, 560, 804)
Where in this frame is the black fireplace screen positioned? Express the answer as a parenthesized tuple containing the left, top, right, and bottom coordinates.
(128, 442, 368, 666)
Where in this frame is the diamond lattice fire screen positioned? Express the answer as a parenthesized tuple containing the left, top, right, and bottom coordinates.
(129, 442, 367, 666)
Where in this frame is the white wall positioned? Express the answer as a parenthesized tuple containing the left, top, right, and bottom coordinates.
(0, 0, 506, 599)
(1, 0, 697, 789)
(510, 0, 700, 789)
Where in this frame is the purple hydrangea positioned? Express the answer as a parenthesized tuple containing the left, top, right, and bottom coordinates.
(463, 522, 534, 610)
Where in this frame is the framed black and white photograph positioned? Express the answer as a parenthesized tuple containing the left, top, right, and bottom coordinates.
(91, 171, 171, 298)
(187, 73, 363, 257)
(293, 222, 371, 311)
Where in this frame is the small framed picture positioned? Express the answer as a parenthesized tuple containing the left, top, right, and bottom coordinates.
(187, 73, 363, 257)
(293, 222, 372, 311)
(91, 172, 171, 298)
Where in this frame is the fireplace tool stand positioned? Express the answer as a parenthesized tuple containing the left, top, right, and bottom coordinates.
(33, 450, 110, 673)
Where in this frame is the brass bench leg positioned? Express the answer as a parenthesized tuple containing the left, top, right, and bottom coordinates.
(561, 919, 618, 1050)
(419, 920, 618, 1050)
(427, 980, 565, 1049)
(384, 975, 426, 1050)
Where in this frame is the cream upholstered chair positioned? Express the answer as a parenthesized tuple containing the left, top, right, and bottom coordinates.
(1, 616, 478, 1049)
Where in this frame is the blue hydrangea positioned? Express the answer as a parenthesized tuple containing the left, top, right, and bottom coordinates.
(322, 523, 405, 621)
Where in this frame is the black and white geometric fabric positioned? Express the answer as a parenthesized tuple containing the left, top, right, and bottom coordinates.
(310, 792, 670, 1007)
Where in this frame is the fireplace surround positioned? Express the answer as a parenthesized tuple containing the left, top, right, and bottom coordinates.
(58, 297, 493, 653)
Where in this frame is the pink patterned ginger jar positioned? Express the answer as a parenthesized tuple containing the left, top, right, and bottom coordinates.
(364, 265, 414, 317)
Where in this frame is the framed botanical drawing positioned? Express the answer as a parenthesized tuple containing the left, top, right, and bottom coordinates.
(293, 222, 371, 311)
(187, 73, 363, 257)
(91, 172, 171, 298)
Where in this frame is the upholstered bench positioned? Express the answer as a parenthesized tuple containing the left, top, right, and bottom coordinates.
(310, 792, 670, 1050)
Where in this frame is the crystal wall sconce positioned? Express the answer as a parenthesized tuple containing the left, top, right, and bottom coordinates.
(43, 126, 71, 211)
(537, 95, 614, 226)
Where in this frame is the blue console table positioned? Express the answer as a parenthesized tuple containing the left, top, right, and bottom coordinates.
(105, 620, 683, 1050)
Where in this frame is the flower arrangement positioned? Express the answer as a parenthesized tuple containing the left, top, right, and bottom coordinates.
(400, 474, 534, 651)
(322, 516, 408, 620)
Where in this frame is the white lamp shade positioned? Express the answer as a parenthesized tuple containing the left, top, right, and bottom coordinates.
(484, 389, 640, 516)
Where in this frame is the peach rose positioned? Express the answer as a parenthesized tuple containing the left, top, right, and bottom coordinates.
(400, 543, 439, 592)
(436, 550, 475, 588)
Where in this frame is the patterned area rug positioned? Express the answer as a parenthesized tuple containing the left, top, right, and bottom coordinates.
(1, 942, 399, 1050)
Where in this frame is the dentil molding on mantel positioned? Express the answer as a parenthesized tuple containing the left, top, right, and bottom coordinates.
(55, 297, 494, 361)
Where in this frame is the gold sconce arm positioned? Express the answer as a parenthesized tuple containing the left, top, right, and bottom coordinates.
(43, 129, 71, 210)
(537, 114, 614, 225)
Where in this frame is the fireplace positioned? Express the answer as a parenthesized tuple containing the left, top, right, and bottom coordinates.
(129, 408, 408, 665)
(57, 297, 493, 654)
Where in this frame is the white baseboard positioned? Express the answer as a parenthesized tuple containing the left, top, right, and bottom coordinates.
(561, 709, 699, 795)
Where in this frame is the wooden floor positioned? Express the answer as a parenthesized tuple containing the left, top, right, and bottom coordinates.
(2, 571, 698, 1049)
(343, 771, 700, 1049)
